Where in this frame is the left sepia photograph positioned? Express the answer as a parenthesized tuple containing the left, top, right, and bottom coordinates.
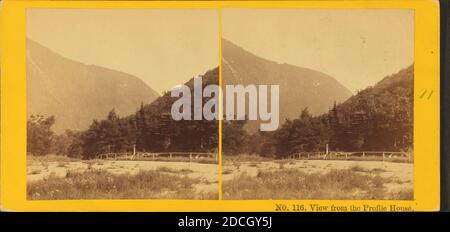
(26, 9, 219, 200)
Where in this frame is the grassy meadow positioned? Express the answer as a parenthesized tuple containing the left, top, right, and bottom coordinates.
(27, 154, 218, 200)
(28, 169, 216, 200)
(222, 155, 413, 200)
(223, 168, 413, 200)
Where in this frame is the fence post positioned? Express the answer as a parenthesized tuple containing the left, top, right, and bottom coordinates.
(169, 153, 172, 159)
(363, 152, 365, 159)
(382, 152, 385, 161)
(345, 153, 348, 159)
(189, 153, 192, 162)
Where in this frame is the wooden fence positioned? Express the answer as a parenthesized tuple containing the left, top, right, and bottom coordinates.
(96, 152, 218, 163)
(287, 151, 413, 162)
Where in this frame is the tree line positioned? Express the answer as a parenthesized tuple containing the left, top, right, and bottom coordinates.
(27, 65, 413, 159)
(28, 69, 220, 159)
(223, 65, 414, 158)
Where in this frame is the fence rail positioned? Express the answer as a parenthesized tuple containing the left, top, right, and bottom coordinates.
(96, 152, 218, 163)
(287, 151, 413, 162)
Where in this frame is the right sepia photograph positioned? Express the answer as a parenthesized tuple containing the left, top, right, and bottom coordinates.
(221, 9, 414, 200)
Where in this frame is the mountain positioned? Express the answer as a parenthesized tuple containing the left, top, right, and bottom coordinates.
(268, 65, 414, 156)
(222, 39, 352, 132)
(79, 68, 220, 157)
(26, 38, 159, 133)
(337, 65, 414, 113)
(137, 67, 219, 116)
(327, 65, 414, 151)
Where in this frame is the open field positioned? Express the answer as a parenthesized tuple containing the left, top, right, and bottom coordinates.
(222, 159, 413, 200)
(27, 155, 218, 200)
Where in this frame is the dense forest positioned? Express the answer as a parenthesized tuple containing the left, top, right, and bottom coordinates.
(27, 65, 413, 159)
(226, 65, 414, 157)
(28, 68, 220, 159)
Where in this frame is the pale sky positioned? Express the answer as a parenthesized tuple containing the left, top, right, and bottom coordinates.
(27, 8, 414, 94)
(222, 9, 414, 92)
(27, 9, 219, 94)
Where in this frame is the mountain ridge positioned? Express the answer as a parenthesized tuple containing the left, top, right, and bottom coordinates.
(27, 38, 160, 133)
(222, 38, 353, 132)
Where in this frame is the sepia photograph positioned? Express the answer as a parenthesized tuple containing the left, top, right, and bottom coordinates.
(26, 9, 219, 200)
(0, 0, 443, 217)
(221, 9, 414, 200)
(25, 7, 415, 201)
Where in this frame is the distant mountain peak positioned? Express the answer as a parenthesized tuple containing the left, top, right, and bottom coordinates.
(222, 38, 352, 133)
(27, 38, 159, 133)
